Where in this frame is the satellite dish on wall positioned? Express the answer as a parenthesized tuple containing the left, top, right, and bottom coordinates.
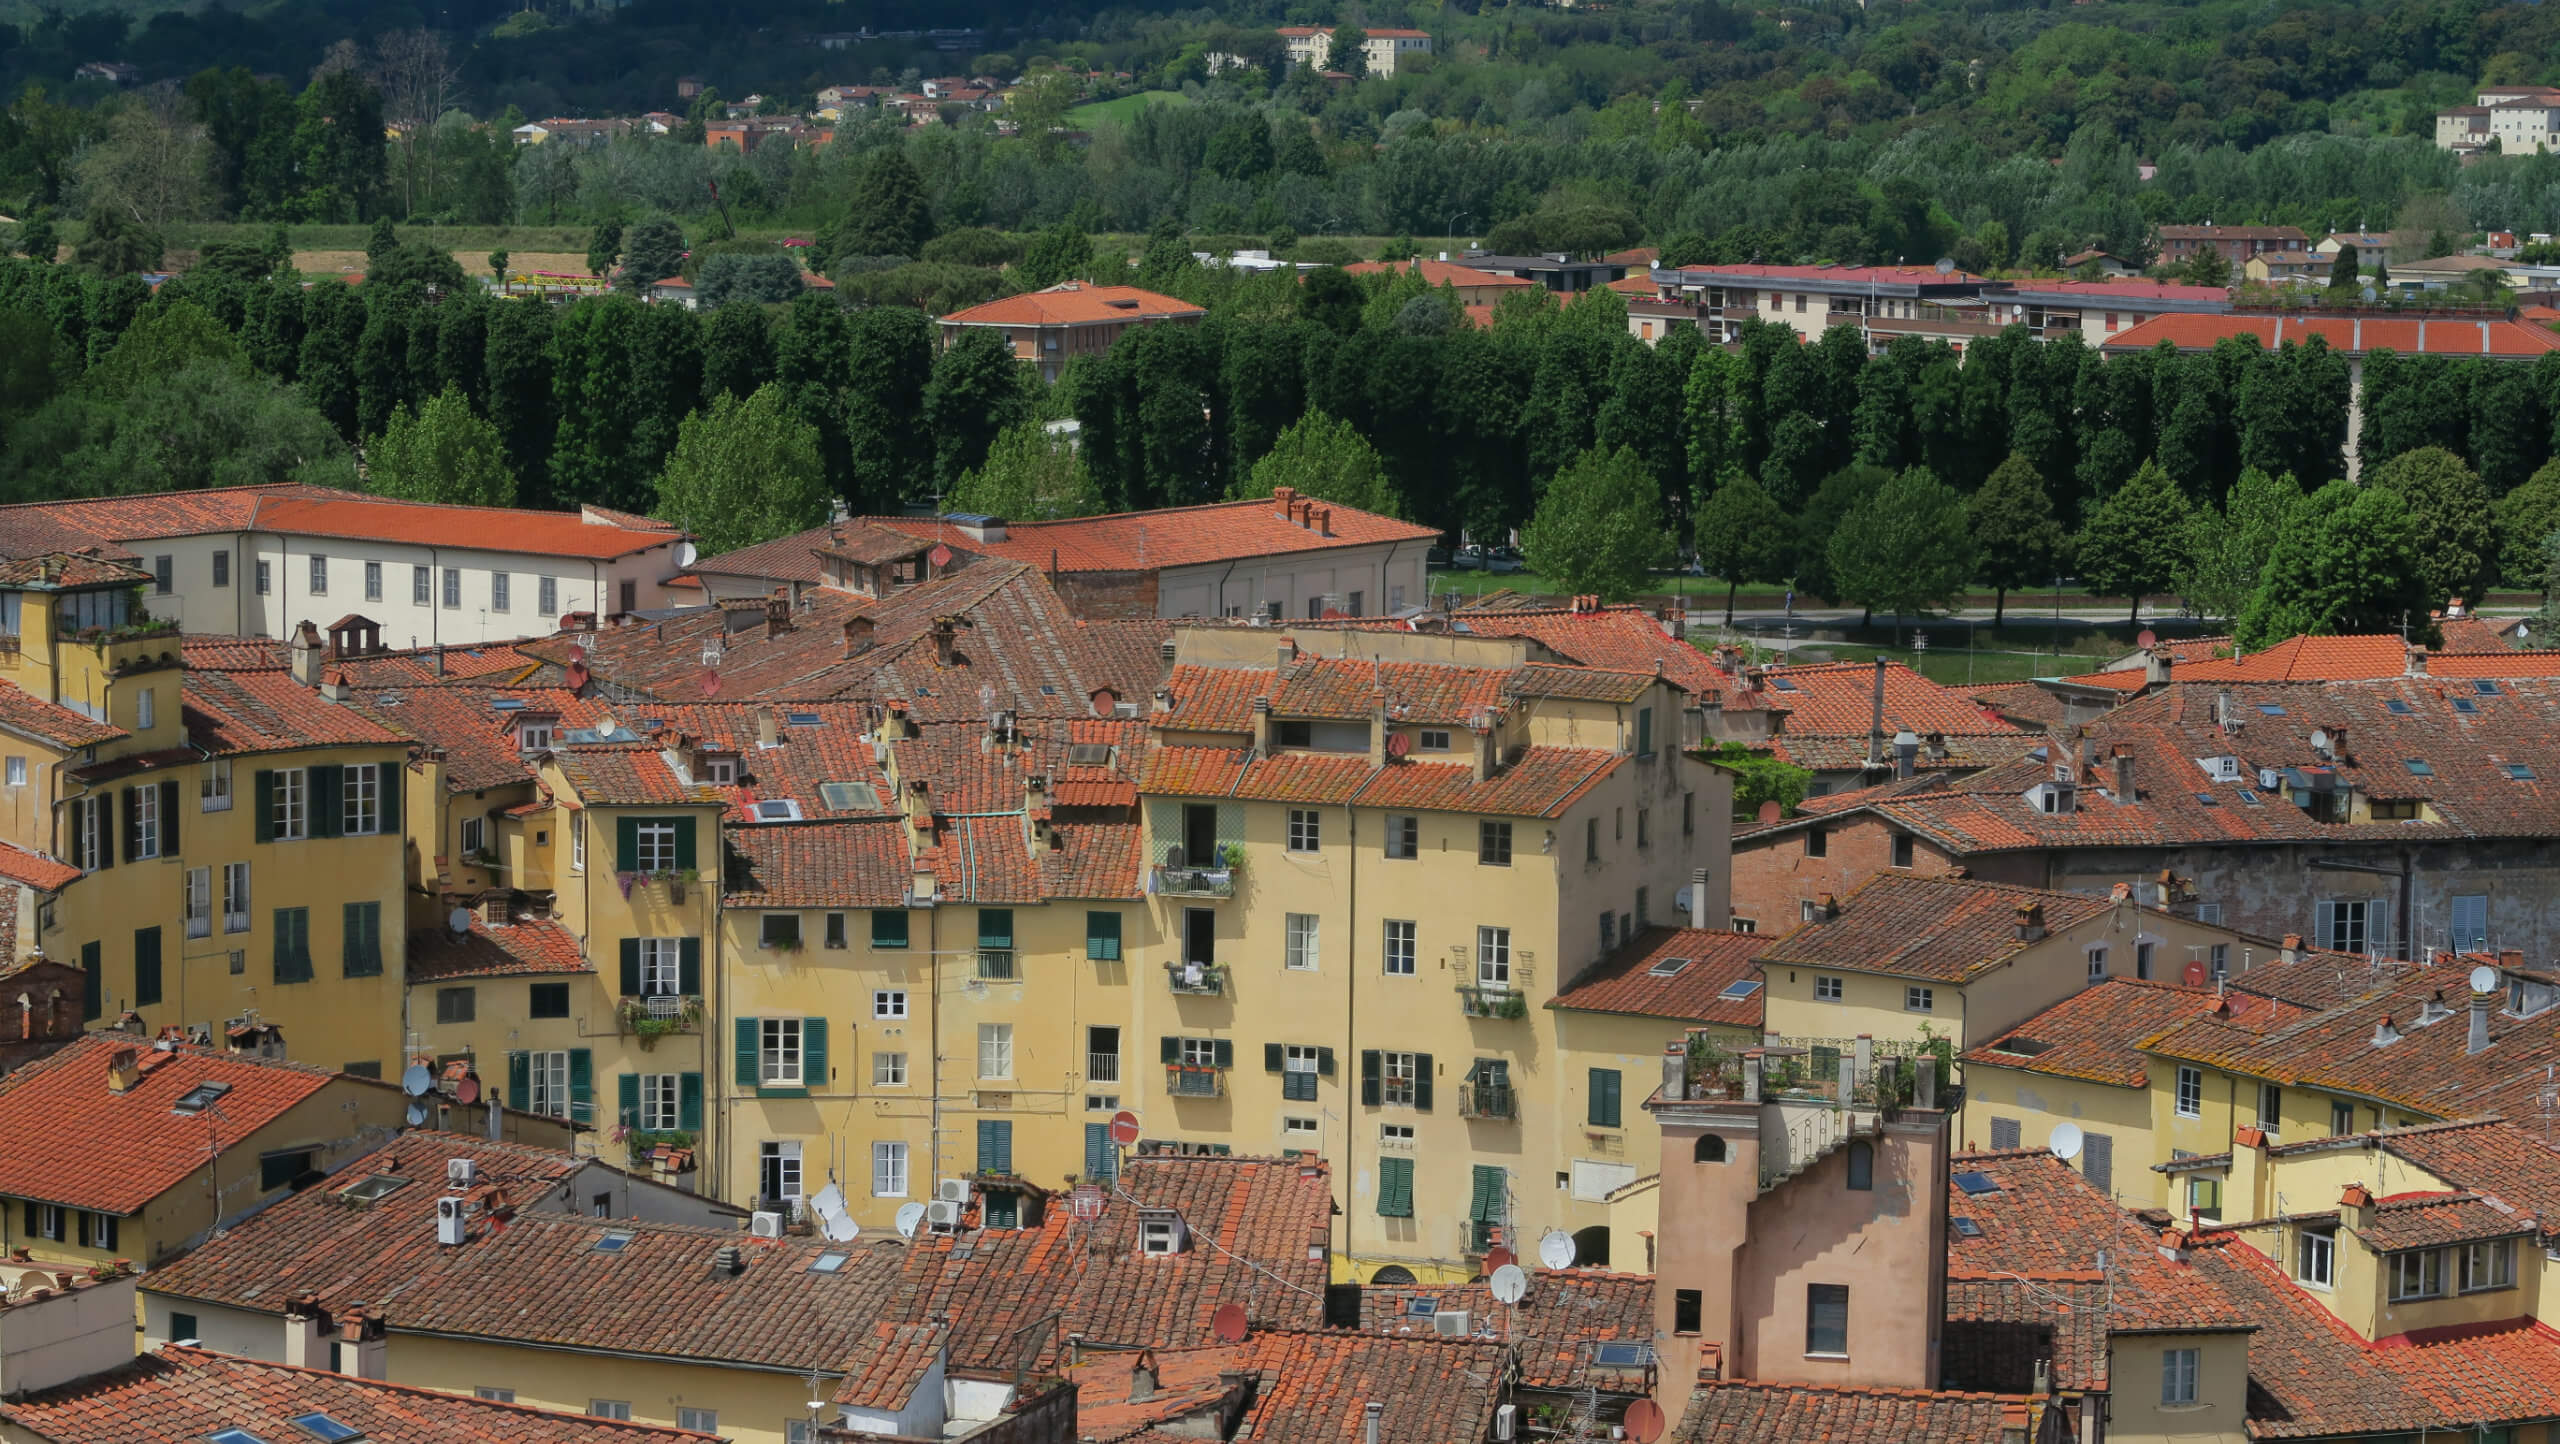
(446, 907, 472, 938)
(2472, 964, 2501, 994)
(894, 1202, 928, 1239)
(1211, 1302, 1250, 1343)
(1386, 733, 1412, 759)
(1624, 1399, 1668, 1444)
(1536, 1231, 1577, 1271)
(2049, 1122, 2085, 1161)
(405, 1103, 428, 1127)
(401, 1064, 434, 1096)
(1489, 1264, 1529, 1305)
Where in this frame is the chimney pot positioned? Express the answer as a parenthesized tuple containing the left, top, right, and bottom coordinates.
(2469, 989, 2494, 1055)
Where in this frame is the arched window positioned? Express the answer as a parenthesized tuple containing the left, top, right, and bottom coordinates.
(1845, 1140, 1874, 1191)
(1369, 1264, 1418, 1286)
(1695, 1135, 1727, 1163)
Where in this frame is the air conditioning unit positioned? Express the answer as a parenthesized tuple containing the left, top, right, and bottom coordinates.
(925, 1199, 962, 1229)
(936, 1178, 971, 1204)
(1432, 1310, 1470, 1337)
(436, 1196, 467, 1246)
(446, 1159, 477, 1189)
(749, 1211, 785, 1239)
(1494, 1404, 1517, 1442)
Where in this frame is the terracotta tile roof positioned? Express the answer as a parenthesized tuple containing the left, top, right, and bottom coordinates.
(183, 671, 408, 758)
(920, 813, 1044, 902)
(0, 838, 79, 891)
(646, 701, 894, 825)
(1341, 257, 1532, 290)
(1070, 1329, 1505, 1442)
(0, 549, 153, 589)
(1357, 1269, 1652, 1391)
(1137, 743, 1622, 820)
(721, 818, 912, 908)
(1947, 680, 2069, 730)
(0, 1346, 721, 1443)
(860, 495, 1440, 575)
(1067, 1344, 1241, 1437)
(2355, 1191, 2535, 1249)
(1044, 819, 1143, 898)
(405, 915, 591, 982)
(2381, 1119, 2560, 1241)
(2104, 312, 2560, 358)
(688, 521, 924, 585)
(1963, 979, 2310, 1089)
(0, 485, 353, 560)
(1659, 261, 1992, 286)
(249, 496, 685, 561)
(1672, 1382, 2024, 1443)
(1755, 875, 2118, 983)
(833, 1320, 946, 1409)
(0, 1035, 336, 1214)
(940, 281, 1205, 329)
(551, 747, 725, 808)
(1751, 660, 2024, 740)
(2435, 616, 2517, 653)
(1509, 661, 1655, 703)
(1161, 658, 1515, 731)
(196, 637, 549, 685)
(1943, 1150, 2250, 1334)
(1438, 605, 1723, 696)
(0, 680, 127, 749)
(141, 1132, 905, 1372)
(1942, 1276, 2112, 1393)
(884, 717, 1142, 815)
(352, 687, 602, 792)
(1550, 927, 1766, 1027)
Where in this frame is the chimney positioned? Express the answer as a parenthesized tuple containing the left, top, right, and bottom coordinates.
(755, 706, 779, 750)
(930, 616, 965, 665)
(1275, 638, 1297, 678)
(1314, 506, 1332, 536)
(2014, 902, 2047, 943)
(1368, 702, 1389, 768)
(763, 588, 791, 640)
(841, 615, 875, 658)
(2144, 645, 2172, 685)
(1864, 658, 1886, 769)
(288, 621, 326, 688)
(2279, 933, 2301, 964)
(2112, 745, 2135, 801)
(105, 1046, 141, 1092)
(2405, 645, 2429, 677)
(319, 667, 351, 703)
(1915, 1052, 1938, 1108)
(282, 1295, 328, 1370)
(1272, 485, 1297, 511)
(1893, 728, 1919, 780)
(1130, 1348, 1159, 1402)
(1688, 868, 1711, 930)
(1363, 1402, 1383, 1444)
(1814, 892, 1839, 921)
(2214, 689, 2235, 727)
(2339, 1183, 2375, 1232)
(1471, 720, 1497, 784)
(2372, 1014, 2400, 1047)
(2501, 948, 2525, 970)
(2470, 983, 2495, 1055)
(1252, 696, 1275, 756)
(1661, 1042, 1686, 1102)
(1925, 731, 1948, 761)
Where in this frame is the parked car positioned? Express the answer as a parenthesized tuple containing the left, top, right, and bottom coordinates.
(1425, 544, 1456, 568)
(1483, 546, 1526, 574)
(1450, 545, 1487, 571)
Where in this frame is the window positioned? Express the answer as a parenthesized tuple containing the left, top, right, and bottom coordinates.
(1636, 809, 1650, 849)
(1177, 1037, 1223, 1068)
(2463, 1239, 2516, 1292)
(821, 911, 847, 949)
(1479, 821, 1512, 866)
(1287, 808, 1320, 852)
(131, 783, 160, 858)
(1385, 814, 1418, 859)
(2318, 898, 2382, 955)
(136, 688, 155, 731)
(2258, 1084, 2282, 1129)
(1590, 1067, 1623, 1127)
(631, 820, 677, 873)
(1586, 819, 1599, 862)
(2162, 1348, 2199, 1407)
(2, 757, 19, 788)
(1814, 975, 1843, 1002)
(272, 906, 312, 983)
(2389, 1249, 2444, 1301)
(1673, 1288, 1702, 1334)
(1890, 833, 1913, 868)
(491, 571, 511, 612)
(1905, 985, 1934, 1013)
(341, 766, 378, 835)
(341, 901, 382, 977)
(628, 938, 680, 995)
(2211, 943, 2230, 982)
(1684, 791, 1695, 835)
(2136, 940, 2155, 980)
(443, 568, 461, 608)
(81, 1209, 116, 1249)
(203, 757, 231, 811)
(979, 1023, 1013, 1079)
(2451, 894, 2489, 953)
(760, 1019, 804, 1087)
(1845, 1140, 1873, 1190)
(1284, 1116, 1319, 1138)
(1376, 1156, 1414, 1217)
(1476, 926, 1511, 988)
(618, 579, 637, 613)
(679, 1410, 717, 1433)
(1418, 729, 1450, 751)
(2175, 1066, 2202, 1117)
(1281, 1044, 1323, 1101)
(1382, 1051, 1419, 1106)
(185, 866, 211, 939)
(539, 576, 558, 617)
(1636, 706, 1654, 757)
(976, 908, 1014, 978)
(211, 551, 230, 589)
(30, 1203, 60, 1241)
(636, 1073, 680, 1131)
(2296, 1227, 2335, 1288)
(2186, 1176, 2221, 1221)
(1088, 1027, 1120, 1082)
(872, 910, 909, 948)
(271, 767, 308, 840)
(255, 560, 271, 595)
(2331, 1100, 2356, 1137)
(1381, 1123, 1413, 1143)
(1805, 828, 1827, 858)
(529, 982, 569, 1018)
(70, 796, 105, 872)
(1805, 1284, 1849, 1355)
(308, 556, 328, 595)
(787, 1423, 815, 1444)
(590, 1401, 631, 1421)
(527, 1050, 572, 1118)
(1383, 920, 1416, 976)
(761, 913, 802, 950)
(222, 862, 250, 932)
(1086, 910, 1121, 960)
(413, 566, 431, 605)
(1285, 913, 1320, 971)
(872, 989, 907, 1019)
(874, 1052, 907, 1085)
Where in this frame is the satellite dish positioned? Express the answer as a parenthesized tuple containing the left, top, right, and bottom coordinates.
(894, 1202, 928, 1239)
(823, 1213, 860, 1243)
(2135, 628, 2157, 649)
(402, 1063, 433, 1096)
(676, 541, 698, 568)
(2472, 964, 2501, 994)
(2361, 284, 2378, 303)
(405, 1103, 428, 1127)
(446, 907, 472, 937)
(2310, 728, 2331, 754)
(1934, 256, 1956, 275)
(1536, 1231, 1577, 1271)
(2050, 1122, 2084, 1161)
(1673, 886, 1693, 917)
(2182, 960, 2208, 987)
(454, 1075, 480, 1106)
(698, 668, 724, 697)
(811, 1184, 847, 1221)
(1489, 1264, 1529, 1305)
(1756, 800, 1781, 824)
(1211, 1302, 1249, 1343)
(1624, 1398, 1668, 1444)
(929, 543, 954, 569)
(1109, 1109, 1143, 1147)
(1386, 732, 1412, 759)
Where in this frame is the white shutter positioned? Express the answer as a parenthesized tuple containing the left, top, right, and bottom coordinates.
(2315, 901, 2340, 951)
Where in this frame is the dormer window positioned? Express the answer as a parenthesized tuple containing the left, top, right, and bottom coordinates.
(2195, 755, 2241, 781)
(704, 757, 739, 785)
(518, 720, 554, 752)
(754, 799, 802, 822)
(1138, 1208, 1186, 1255)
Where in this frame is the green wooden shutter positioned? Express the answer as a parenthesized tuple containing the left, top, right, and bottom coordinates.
(132, 927, 161, 1007)
(978, 909, 1014, 948)
(79, 941, 100, 1020)
(1318, 1047, 1336, 1077)
(617, 817, 640, 871)
(569, 1049, 593, 1123)
(253, 771, 275, 844)
(978, 1119, 1014, 1174)
(342, 903, 381, 977)
(1265, 1043, 1285, 1072)
(1086, 911, 1121, 960)
(619, 940, 641, 995)
(801, 1018, 827, 1088)
(1469, 1164, 1505, 1223)
(1413, 1053, 1434, 1111)
(672, 816, 697, 871)
(679, 1072, 703, 1131)
(1590, 1068, 1622, 1128)
(735, 1018, 759, 1087)
(376, 762, 400, 833)
(1638, 707, 1653, 756)
(872, 910, 909, 947)
(1378, 1158, 1413, 1217)
(679, 939, 701, 994)
(1161, 1035, 1180, 1064)
(506, 1051, 530, 1111)
(312, 766, 343, 839)
(1213, 1038, 1234, 1069)
(617, 1072, 640, 1127)
(158, 780, 179, 855)
(121, 787, 137, 864)
(1085, 1123, 1113, 1182)
(1361, 1050, 1381, 1106)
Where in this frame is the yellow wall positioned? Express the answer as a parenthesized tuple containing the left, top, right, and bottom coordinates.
(1956, 1065, 2157, 1204)
(1549, 1008, 1754, 1262)
(2102, 1331, 2252, 1444)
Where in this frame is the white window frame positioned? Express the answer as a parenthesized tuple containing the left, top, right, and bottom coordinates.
(272, 767, 308, 841)
(638, 939, 682, 995)
(2390, 1249, 2443, 1301)
(491, 571, 512, 612)
(1285, 913, 1320, 971)
(459, 815, 486, 857)
(678, 1409, 717, 1434)
(539, 576, 559, 617)
(413, 566, 432, 606)
(528, 1050, 571, 1118)
(589, 1402, 631, 1422)
(184, 866, 212, 939)
(760, 1140, 803, 1202)
(1380, 1123, 1414, 1143)
(571, 813, 585, 872)
(1286, 808, 1320, 852)
(1477, 925, 1512, 989)
(2296, 1228, 2334, 1289)
(1814, 975, 1843, 1002)
(2086, 946, 2108, 982)
(2462, 1238, 2516, 1292)
(32, 1204, 59, 1241)
(136, 688, 155, 731)
(2161, 1348, 2198, 1407)
(1383, 919, 1416, 976)
(341, 765, 378, 836)
(978, 1022, 1014, 1080)
(222, 861, 251, 933)
(364, 560, 382, 602)
(132, 782, 160, 859)
(873, 988, 908, 1019)
(873, 1052, 907, 1086)
(1905, 985, 1934, 1013)
(639, 1074, 680, 1131)
(3, 756, 21, 788)
(309, 555, 328, 595)
(2175, 1066, 2202, 1118)
(634, 821, 677, 873)
(872, 1141, 909, 1198)
(1383, 1051, 1418, 1107)
(1178, 1037, 1219, 1067)
(442, 568, 462, 609)
(201, 757, 231, 811)
(759, 1018, 804, 1087)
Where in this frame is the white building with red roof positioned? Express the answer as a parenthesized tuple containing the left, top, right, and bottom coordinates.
(937, 282, 1205, 384)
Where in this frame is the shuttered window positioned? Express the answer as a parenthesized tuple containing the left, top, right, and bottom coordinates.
(1588, 1068, 1622, 1128)
(1376, 1157, 1414, 1217)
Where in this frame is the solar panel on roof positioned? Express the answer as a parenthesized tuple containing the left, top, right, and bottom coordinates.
(1593, 1342, 1652, 1366)
(1953, 1171, 2000, 1195)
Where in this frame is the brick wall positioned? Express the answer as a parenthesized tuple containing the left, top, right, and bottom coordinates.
(1046, 569, 1161, 621)
(1729, 816, 1965, 931)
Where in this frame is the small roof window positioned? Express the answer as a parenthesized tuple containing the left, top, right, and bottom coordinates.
(592, 1229, 637, 1254)
(811, 1251, 851, 1273)
(1647, 956, 1692, 978)
(2194, 792, 2219, 806)
(2508, 763, 2538, 781)
(1953, 1216, 1983, 1238)
(2475, 679, 2503, 696)
(2256, 703, 2287, 716)
(291, 1416, 364, 1444)
(1592, 1341, 1653, 1366)
(1066, 743, 1112, 766)
(2385, 699, 2415, 715)
(1403, 1297, 1439, 1317)
(2454, 698, 2479, 715)
(2237, 789, 2262, 805)
(1719, 978, 1763, 1000)
(172, 1081, 233, 1114)
(336, 1175, 409, 1204)
(2406, 758, 2434, 776)
(1953, 1171, 2001, 1195)
(818, 782, 878, 811)
(754, 799, 803, 821)
(786, 711, 823, 727)
(491, 698, 525, 712)
(1769, 677, 1799, 692)
(209, 1432, 274, 1444)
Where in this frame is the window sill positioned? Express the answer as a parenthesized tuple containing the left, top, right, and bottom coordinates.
(1803, 1352, 1850, 1361)
(2157, 1402, 2210, 1414)
(2460, 1283, 2518, 1295)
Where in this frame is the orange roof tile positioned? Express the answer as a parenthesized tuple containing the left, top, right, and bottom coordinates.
(2103, 313, 2560, 358)
(1341, 258, 1532, 290)
(941, 281, 1205, 328)
(249, 496, 686, 561)
(0, 679, 127, 750)
(863, 493, 1440, 574)
(1963, 978, 2309, 1089)
(722, 818, 912, 908)
(0, 839, 79, 892)
(405, 914, 592, 982)
(1757, 875, 2118, 983)
(0, 1035, 337, 1214)
(1550, 927, 1766, 1026)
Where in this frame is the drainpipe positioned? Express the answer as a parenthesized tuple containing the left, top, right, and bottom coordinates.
(1341, 800, 1358, 1274)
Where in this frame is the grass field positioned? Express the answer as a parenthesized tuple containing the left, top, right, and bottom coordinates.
(1066, 90, 1192, 128)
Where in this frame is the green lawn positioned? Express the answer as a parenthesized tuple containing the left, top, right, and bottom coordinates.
(1066, 91, 1192, 128)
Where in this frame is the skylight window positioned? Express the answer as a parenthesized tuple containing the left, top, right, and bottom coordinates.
(1592, 1342, 1653, 1366)
(336, 1175, 409, 1204)
(291, 1416, 364, 1443)
(1953, 1217, 1983, 1238)
(1952, 1171, 2001, 1195)
(209, 1431, 274, 1444)
(1769, 678, 1800, 692)
(172, 1081, 233, 1114)
(2475, 680, 2503, 696)
(2454, 699, 2479, 715)
(2385, 699, 2415, 715)
(2256, 703, 2287, 716)
(786, 711, 823, 727)
(1066, 743, 1112, 766)
(1040, 685, 1059, 696)
(754, 799, 803, 821)
(818, 782, 878, 811)
(2509, 763, 2538, 781)
(2194, 792, 2220, 806)
(592, 1229, 636, 1254)
(811, 1251, 850, 1273)
(2406, 759, 2434, 776)
(491, 698, 525, 712)
(2237, 789, 2262, 805)
(1647, 956, 1692, 978)
(1404, 1298, 1439, 1318)
(1718, 978, 1764, 1000)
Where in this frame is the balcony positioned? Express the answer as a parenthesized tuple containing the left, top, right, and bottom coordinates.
(1165, 961, 1226, 996)
(617, 994, 704, 1046)
(1457, 985, 1528, 1020)
(1088, 1052, 1121, 1084)
(1153, 865, 1236, 899)
(1458, 1082, 1516, 1121)
(1165, 1064, 1224, 1098)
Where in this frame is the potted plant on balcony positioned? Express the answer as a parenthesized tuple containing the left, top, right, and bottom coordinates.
(1219, 843, 1246, 873)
